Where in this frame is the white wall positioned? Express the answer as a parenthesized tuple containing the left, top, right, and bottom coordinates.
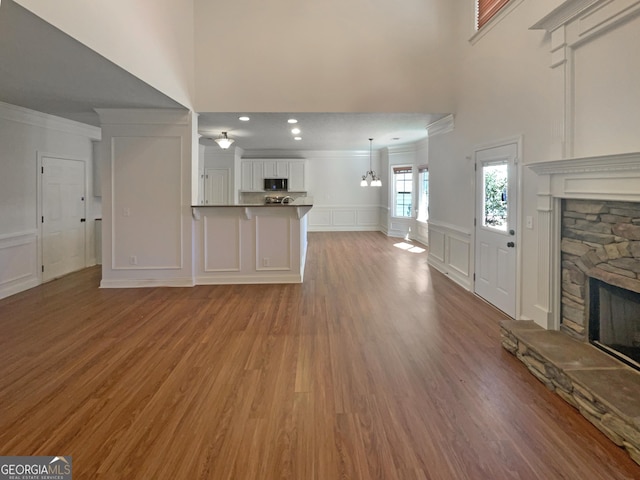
(14, 0, 195, 109)
(305, 151, 383, 232)
(194, 0, 456, 113)
(97, 109, 196, 288)
(428, 0, 640, 323)
(0, 101, 101, 299)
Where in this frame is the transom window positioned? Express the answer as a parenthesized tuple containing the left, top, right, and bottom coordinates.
(477, 0, 511, 30)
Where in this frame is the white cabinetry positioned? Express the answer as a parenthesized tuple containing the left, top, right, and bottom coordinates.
(263, 160, 289, 178)
(240, 159, 306, 192)
(252, 162, 264, 191)
(240, 160, 265, 191)
(288, 161, 305, 191)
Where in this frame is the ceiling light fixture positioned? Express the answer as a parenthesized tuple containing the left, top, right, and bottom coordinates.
(214, 132, 234, 149)
(291, 127, 301, 135)
(294, 137, 302, 141)
(360, 138, 382, 187)
(238, 116, 250, 121)
(288, 118, 298, 124)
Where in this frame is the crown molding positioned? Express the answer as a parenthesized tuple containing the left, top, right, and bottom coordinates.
(528, 151, 640, 175)
(0, 101, 101, 140)
(95, 108, 191, 126)
(531, 0, 611, 32)
(426, 114, 454, 137)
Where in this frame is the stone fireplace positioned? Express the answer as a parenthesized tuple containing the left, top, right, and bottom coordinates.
(501, 0, 640, 466)
(561, 199, 640, 367)
(507, 153, 640, 466)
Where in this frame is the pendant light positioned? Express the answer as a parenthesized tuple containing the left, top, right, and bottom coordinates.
(215, 132, 234, 149)
(360, 138, 382, 187)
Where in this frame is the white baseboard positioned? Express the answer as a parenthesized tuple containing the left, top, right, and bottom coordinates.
(100, 277, 195, 288)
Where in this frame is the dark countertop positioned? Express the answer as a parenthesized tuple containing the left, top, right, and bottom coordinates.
(192, 201, 313, 207)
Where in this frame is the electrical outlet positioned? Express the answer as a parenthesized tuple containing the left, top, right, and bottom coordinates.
(129, 255, 137, 265)
(263, 257, 270, 267)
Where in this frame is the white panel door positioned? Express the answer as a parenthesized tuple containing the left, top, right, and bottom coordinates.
(42, 156, 86, 282)
(204, 168, 229, 205)
(474, 143, 518, 317)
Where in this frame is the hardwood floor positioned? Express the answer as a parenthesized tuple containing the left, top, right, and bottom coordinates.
(1, 231, 639, 479)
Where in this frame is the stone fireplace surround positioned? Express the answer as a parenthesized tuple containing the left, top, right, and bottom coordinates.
(501, 0, 640, 466)
(505, 154, 640, 466)
(560, 198, 640, 344)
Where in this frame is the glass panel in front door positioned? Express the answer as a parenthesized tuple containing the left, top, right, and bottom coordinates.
(482, 162, 508, 231)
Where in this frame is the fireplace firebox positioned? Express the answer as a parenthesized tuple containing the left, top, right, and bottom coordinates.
(589, 278, 640, 369)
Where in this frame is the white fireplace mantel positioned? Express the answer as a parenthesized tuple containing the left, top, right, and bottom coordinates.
(528, 152, 640, 330)
(530, 151, 640, 203)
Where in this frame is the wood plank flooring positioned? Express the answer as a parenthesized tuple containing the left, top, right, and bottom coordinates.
(1, 231, 640, 479)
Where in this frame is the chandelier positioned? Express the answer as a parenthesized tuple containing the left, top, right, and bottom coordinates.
(360, 138, 382, 187)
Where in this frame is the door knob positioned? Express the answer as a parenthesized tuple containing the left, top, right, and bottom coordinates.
(507, 241, 515, 248)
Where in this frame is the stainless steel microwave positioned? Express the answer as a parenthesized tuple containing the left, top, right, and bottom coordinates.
(264, 178, 288, 191)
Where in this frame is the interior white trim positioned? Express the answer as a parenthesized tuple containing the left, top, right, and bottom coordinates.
(528, 151, 640, 330)
(0, 100, 101, 140)
(530, 0, 640, 158)
(0, 230, 38, 300)
(427, 220, 472, 290)
(426, 114, 454, 137)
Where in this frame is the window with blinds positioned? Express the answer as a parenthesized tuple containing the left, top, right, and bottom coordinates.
(393, 167, 413, 218)
(477, 0, 510, 30)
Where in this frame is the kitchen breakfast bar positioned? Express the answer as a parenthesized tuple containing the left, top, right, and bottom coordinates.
(192, 201, 313, 285)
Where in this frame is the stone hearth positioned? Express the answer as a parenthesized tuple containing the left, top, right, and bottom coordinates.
(501, 320, 640, 466)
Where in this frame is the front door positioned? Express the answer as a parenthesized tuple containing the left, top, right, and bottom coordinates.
(41, 156, 86, 281)
(474, 142, 518, 317)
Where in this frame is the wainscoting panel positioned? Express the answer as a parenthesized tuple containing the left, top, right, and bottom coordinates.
(429, 228, 445, 263)
(203, 215, 241, 272)
(332, 209, 357, 227)
(256, 216, 291, 271)
(427, 221, 472, 290)
(356, 208, 380, 226)
(309, 205, 381, 232)
(0, 231, 39, 299)
(415, 221, 429, 247)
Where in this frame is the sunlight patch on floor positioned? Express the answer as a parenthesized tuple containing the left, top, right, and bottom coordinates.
(394, 242, 426, 254)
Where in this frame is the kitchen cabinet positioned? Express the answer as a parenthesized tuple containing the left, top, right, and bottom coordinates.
(263, 160, 289, 178)
(240, 159, 306, 192)
(240, 161, 265, 192)
(288, 161, 305, 191)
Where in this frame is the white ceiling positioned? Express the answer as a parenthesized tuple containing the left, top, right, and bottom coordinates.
(198, 112, 446, 152)
(0, 0, 183, 126)
(0, 0, 447, 151)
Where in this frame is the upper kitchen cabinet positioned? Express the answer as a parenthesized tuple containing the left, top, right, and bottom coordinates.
(263, 160, 289, 178)
(288, 160, 305, 191)
(240, 160, 265, 191)
(240, 159, 306, 192)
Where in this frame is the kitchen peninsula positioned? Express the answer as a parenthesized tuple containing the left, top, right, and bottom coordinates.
(192, 200, 313, 285)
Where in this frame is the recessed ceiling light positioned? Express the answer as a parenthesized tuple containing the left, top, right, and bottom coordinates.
(294, 137, 302, 141)
(291, 128, 301, 134)
(288, 118, 298, 124)
(238, 116, 250, 121)
(392, 137, 400, 140)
